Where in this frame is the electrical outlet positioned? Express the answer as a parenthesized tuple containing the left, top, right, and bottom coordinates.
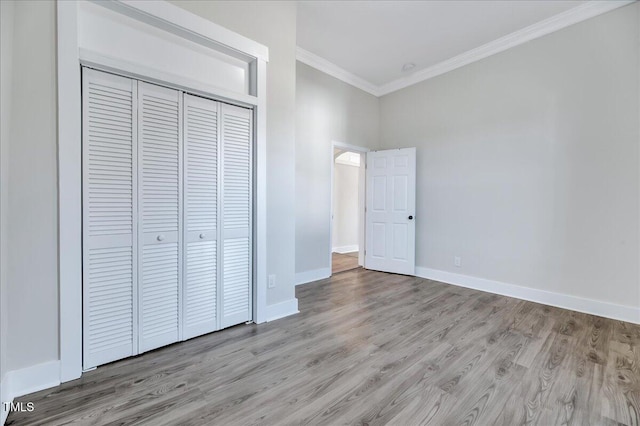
(454, 256, 462, 268)
(268, 274, 276, 288)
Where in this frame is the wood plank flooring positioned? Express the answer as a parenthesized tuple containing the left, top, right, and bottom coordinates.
(332, 252, 360, 274)
(8, 268, 640, 425)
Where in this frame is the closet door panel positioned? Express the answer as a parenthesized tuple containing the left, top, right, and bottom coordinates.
(183, 94, 219, 339)
(138, 82, 182, 352)
(82, 68, 137, 369)
(220, 104, 253, 328)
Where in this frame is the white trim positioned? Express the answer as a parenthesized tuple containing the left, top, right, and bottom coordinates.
(79, 49, 259, 108)
(6, 361, 61, 399)
(253, 58, 268, 324)
(57, 0, 83, 383)
(109, 0, 268, 62)
(332, 245, 359, 254)
(57, 0, 270, 384)
(332, 141, 371, 155)
(1, 360, 61, 423)
(377, 0, 633, 95)
(295, 268, 331, 286)
(297, 1, 634, 97)
(265, 299, 299, 322)
(416, 267, 640, 325)
(296, 47, 380, 97)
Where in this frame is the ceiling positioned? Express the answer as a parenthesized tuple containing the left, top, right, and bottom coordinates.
(296, 1, 627, 96)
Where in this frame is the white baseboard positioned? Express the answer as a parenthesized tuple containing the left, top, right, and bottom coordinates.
(332, 245, 359, 254)
(265, 298, 299, 322)
(295, 267, 331, 286)
(416, 267, 640, 325)
(6, 360, 60, 399)
(1, 360, 60, 424)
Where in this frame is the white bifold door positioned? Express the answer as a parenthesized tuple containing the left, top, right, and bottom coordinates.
(138, 81, 183, 353)
(82, 68, 252, 369)
(365, 148, 416, 275)
(182, 94, 218, 340)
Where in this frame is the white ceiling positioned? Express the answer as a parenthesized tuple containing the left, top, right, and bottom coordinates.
(296, 1, 628, 95)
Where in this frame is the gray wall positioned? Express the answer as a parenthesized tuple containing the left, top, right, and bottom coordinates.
(379, 4, 640, 309)
(3, 0, 59, 373)
(295, 62, 379, 275)
(0, 0, 15, 406)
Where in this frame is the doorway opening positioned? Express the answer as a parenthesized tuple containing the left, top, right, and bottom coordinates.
(330, 142, 367, 275)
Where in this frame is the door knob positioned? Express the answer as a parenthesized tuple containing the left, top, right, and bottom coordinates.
(199, 233, 206, 239)
(408, 215, 414, 220)
(156, 234, 165, 241)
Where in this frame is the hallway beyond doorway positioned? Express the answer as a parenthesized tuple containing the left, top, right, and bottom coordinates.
(332, 252, 360, 274)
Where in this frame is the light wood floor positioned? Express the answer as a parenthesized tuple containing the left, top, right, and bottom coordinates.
(8, 268, 640, 425)
(332, 251, 360, 274)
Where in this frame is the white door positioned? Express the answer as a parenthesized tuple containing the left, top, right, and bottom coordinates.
(137, 81, 182, 352)
(82, 68, 137, 369)
(220, 104, 253, 328)
(182, 94, 219, 339)
(365, 148, 416, 275)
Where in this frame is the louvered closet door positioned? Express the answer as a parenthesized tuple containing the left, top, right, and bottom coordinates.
(138, 82, 182, 352)
(82, 68, 137, 369)
(183, 94, 219, 339)
(220, 104, 253, 328)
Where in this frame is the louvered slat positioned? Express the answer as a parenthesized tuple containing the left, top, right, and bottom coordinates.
(184, 241, 217, 333)
(185, 98, 218, 233)
(183, 94, 219, 339)
(221, 104, 252, 328)
(140, 86, 180, 234)
(222, 238, 250, 318)
(86, 247, 133, 352)
(82, 68, 136, 369)
(138, 82, 182, 352)
(140, 243, 179, 340)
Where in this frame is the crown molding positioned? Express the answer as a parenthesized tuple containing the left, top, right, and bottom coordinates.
(296, 47, 381, 96)
(297, 0, 635, 98)
(377, 0, 634, 95)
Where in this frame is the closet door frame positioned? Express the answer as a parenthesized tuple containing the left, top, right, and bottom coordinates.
(59, 0, 269, 382)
